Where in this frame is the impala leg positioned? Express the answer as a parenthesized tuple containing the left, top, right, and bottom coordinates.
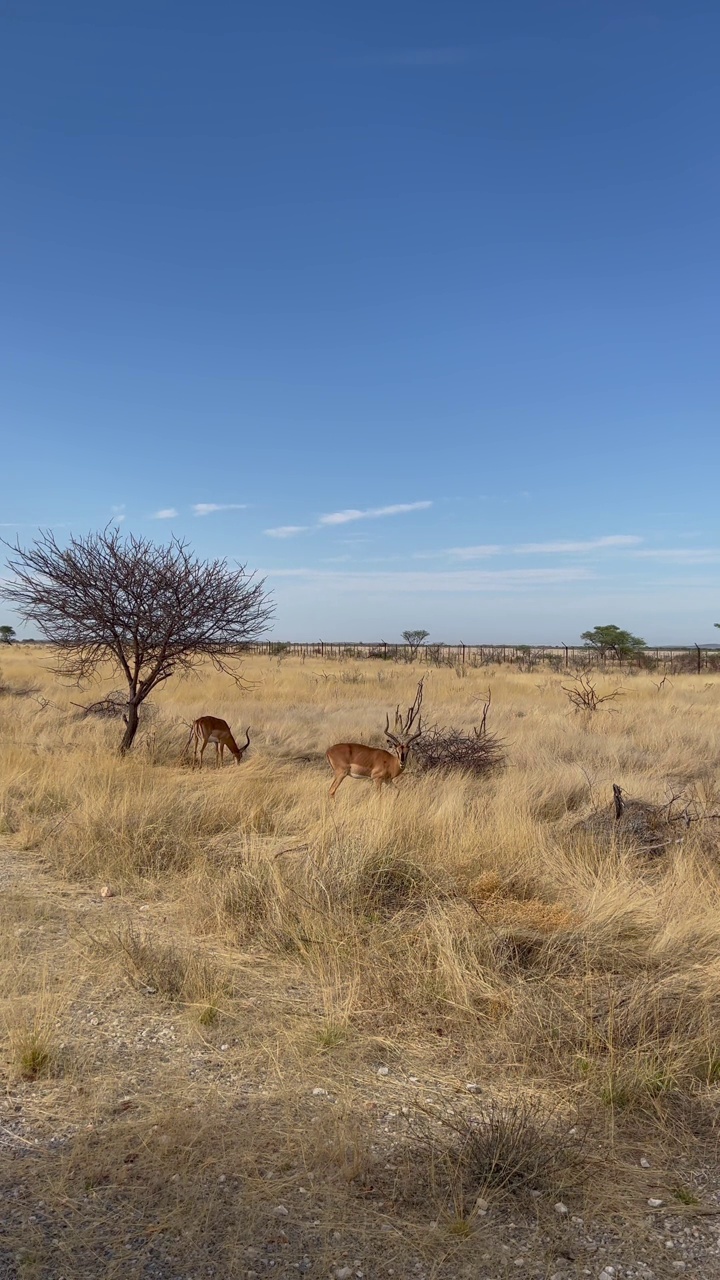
(192, 734, 200, 769)
(198, 739, 207, 770)
(329, 770, 348, 798)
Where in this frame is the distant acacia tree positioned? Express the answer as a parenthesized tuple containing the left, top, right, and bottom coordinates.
(580, 624, 647, 661)
(0, 625, 15, 644)
(3, 528, 273, 753)
(402, 629, 430, 658)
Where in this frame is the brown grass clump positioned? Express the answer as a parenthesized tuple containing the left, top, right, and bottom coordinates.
(408, 1094, 587, 1205)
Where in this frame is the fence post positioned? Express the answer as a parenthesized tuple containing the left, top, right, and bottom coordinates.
(562, 643, 568, 669)
(696, 643, 702, 674)
(461, 642, 465, 665)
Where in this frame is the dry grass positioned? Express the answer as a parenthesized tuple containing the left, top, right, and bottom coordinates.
(1, 646, 720, 1274)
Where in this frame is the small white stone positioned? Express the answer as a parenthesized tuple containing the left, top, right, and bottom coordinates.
(218, 1174, 226, 1183)
(474, 1196, 489, 1214)
(599, 1269, 616, 1280)
(335, 1268, 353, 1280)
(377, 1066, 389, 1077)
(554, 1201, 569, 1216)
(100, 885, 114, 899)
(640, 1157, 651, 1168)
(312, 1087, 328, 1096)
(648, 1198, 664, 1208)
(220, 1043, 229, 1051)
(465, 1082, 482, 1092)
(273, 1204, 289, 1216)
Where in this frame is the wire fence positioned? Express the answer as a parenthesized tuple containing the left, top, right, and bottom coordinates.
(242, 641, 720, 672)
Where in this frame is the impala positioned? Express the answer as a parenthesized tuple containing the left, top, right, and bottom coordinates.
(326, 680, 424, 797)
(185, 717, 251, 769)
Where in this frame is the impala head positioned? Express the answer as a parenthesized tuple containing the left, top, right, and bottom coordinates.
(233, 728, 251, 763)
(383, 719, 422, 764)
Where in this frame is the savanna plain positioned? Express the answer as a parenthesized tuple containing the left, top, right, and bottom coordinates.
(2, 646, 720, 1280)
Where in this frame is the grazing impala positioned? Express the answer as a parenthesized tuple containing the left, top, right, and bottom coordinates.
(326, 681, 424, 797)
(185, 717, 251, 769)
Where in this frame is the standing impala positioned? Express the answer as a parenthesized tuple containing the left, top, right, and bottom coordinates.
(326, 681, 424, 797)
(185, 717, 251, 769)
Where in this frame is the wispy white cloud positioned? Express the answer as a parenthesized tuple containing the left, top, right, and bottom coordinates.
(111, 504, 126, 524)
(192, 503, 246, 517)
(416, 535, 642, 561)
(515, 535, 642, 554)
(264, 525, 308, 539)
(433, 545, 502, 561)
(153, 508, 178, 520)
(265, 566, 591, 594)
(319, 501, 432, 526)
(633, 548, 720, 564)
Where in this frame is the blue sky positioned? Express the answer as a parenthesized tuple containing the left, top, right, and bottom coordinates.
(1, 0, 718, 643)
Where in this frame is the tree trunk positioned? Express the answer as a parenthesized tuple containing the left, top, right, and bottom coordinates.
(120, 700, 140, 754)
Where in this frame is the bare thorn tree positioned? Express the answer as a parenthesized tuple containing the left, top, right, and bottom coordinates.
(562, 674, 624, 713)
(3, 528, 274, 753)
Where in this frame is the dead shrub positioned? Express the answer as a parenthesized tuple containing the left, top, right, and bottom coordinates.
(562, 675, 623, 712)
(413, 724, 505, 776)
(407, 1095, 587, 1206)
(572, 788, 681, 859)
(107, 926, 231, 1005)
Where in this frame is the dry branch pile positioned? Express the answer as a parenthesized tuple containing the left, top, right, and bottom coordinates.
(572, 782, 720, 858)
(397, 683, 505, 775)
(413, 723, 505, 775)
